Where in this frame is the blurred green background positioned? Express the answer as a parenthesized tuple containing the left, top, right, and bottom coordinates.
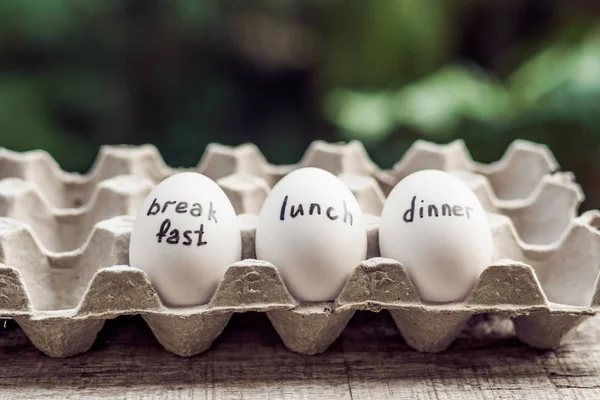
(1, 0, 599, 208)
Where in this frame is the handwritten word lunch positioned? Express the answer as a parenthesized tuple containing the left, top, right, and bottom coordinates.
(146, 198, 218, 246)
(278, 195, 354, 225)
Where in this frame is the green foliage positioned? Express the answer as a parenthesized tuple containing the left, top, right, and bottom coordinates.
(0, 0, 599, 207)
(327, 26, 600, 163)
(318, 0, 450, 89)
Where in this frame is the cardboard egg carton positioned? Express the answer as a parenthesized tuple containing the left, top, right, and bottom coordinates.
(0, 175, 153, 252)
(0, 138, 563, 209)
(0, 140, 598, 358)
(0, 139, 580, 243)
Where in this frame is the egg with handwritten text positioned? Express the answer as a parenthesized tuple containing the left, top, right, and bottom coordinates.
(255, 167, 367, 301)
(129, 172, 241, 306)
(379, 169, 493, 302)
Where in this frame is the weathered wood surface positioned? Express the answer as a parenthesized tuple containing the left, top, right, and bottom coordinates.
(0, 311, 598, 399)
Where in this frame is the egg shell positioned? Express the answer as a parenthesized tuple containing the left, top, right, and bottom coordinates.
(255, 167, 367, 302)
(379, 169, 493, 302)
(129, 172, 241, 306)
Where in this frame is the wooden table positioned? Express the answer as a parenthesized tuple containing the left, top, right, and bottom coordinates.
(0, 311, 598, 399)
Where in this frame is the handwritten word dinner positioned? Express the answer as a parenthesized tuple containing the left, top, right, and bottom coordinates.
(403, 195, 475, 222)
(146, 198, 218, 246)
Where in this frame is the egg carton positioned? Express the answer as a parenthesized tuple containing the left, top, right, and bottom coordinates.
(0, 140, 581, 248)
(0, 140, 597, 358)
(0, 139, 563, 207)
(0, 176, 153, 253)
(0, 208, 598, 358)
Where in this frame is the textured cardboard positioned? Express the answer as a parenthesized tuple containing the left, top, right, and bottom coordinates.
(0, 140, 598, 358)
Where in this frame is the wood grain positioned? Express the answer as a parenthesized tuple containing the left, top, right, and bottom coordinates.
(0, 312, 598, 399)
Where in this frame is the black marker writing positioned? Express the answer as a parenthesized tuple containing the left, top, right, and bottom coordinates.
(167, 229, 179, 244)
(343, 201, 353, 225)
(208, 202, 217, 223)
(190, 203, 202, 216)
(156, 219, 171, 242)
(403, 195, 474, 223)
(155, 218, 208, 246)
(309, 203, 321, 215)
(146, 198, 217, 223)
(279, 196, 354, 225)
(279, 195, 288, 221)
(291, 204, 304, 218)
(194, 224, 207, 246)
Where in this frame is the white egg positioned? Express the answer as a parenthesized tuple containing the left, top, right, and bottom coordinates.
(129, 172, 241, 306)
(255, 167, 367, 302)
(379, 169, 493, 302)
